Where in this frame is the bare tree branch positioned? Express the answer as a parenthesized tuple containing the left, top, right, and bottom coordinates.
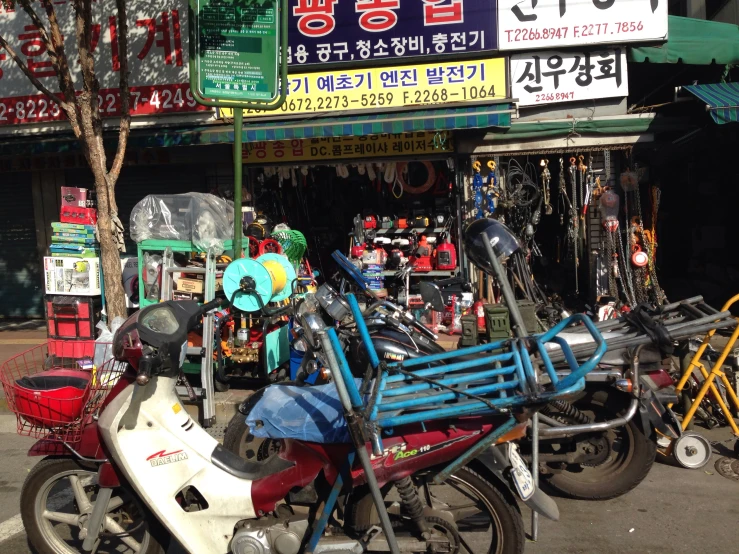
(40, 0, 78, 108)
(17, 0, 55, 60)
(108, 0, 131, 185)
(0, 33, 63, 104)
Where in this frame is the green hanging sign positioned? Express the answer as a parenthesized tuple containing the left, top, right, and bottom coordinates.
(190, 0, 280, 102)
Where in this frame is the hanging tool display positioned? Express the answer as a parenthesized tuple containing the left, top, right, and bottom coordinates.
(540, 159, 552, 215)
(568, 157, 580, 294)
(485, 161, 498, 215)
(472, 160, 485, 219)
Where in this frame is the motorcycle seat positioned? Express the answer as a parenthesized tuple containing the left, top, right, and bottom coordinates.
(245, 381, 361, 444)
(211, 443, 294, 480)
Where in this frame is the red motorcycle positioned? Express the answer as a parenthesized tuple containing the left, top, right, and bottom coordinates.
(1, 291, 594, 554)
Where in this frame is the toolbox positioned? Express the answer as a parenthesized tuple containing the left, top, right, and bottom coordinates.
(45, 295, 101, 340)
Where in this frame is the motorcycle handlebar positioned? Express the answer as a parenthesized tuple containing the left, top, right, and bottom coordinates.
(199, 297, 227, 316)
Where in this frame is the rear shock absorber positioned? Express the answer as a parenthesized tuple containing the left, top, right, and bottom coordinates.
(541, 399, 591, 425)
(395, 476, 429, 536)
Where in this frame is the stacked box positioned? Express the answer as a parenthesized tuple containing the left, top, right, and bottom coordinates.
(50, 222, 99, 257)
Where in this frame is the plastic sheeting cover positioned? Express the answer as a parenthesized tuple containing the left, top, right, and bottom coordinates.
(246, 380, 366, 443)
(129, 193, 234, 253)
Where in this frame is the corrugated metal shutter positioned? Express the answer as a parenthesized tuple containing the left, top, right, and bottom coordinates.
(0, 172, 42, 318)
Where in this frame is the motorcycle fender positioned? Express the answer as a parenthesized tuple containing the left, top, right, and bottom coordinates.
(637, 389, 681, 441)
(476, 445, 560, 522)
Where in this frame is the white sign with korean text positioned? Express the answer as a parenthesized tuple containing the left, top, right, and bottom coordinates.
(0, 0, 209, 126)
(497, 0, 668, 51)
(511, 48, 628, 106)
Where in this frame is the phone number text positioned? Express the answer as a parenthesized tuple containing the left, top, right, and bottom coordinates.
(503, 21, 644, 43)
(0, 83, 209, 126)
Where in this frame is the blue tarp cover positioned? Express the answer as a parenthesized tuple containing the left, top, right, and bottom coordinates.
(246, 380, 366, 443)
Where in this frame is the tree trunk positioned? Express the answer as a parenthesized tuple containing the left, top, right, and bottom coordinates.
(94, 175, 126, 321)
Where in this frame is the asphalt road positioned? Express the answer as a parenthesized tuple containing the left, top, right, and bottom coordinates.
(0, 413, 735, 554)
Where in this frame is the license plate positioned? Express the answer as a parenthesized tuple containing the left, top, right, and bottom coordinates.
(508, 443, 535, 501)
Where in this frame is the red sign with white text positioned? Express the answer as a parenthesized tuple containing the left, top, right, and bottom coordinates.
(0, 0, 210, 126)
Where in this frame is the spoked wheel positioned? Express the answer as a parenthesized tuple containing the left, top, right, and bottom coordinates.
(223, 411, 281, 462)
(350, 467, 524, 554)
(21, 457, 167, 554)
(543, 387, 656, 500)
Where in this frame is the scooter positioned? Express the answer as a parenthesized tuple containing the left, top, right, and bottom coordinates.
(17, 293, 569, 554)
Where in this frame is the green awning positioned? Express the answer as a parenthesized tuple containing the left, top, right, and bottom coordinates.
(482, 115, 658, 142)
(137, 103, 512, 147)
(683, 82, 739, 124)
(629, 16, 739, 65)
(0, 103, 512, 155)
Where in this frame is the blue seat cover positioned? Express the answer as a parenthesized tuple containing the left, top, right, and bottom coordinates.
(245, 380, 364, 444)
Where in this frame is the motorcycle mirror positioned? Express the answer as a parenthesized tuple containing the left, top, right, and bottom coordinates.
(420, 281, 445, 312)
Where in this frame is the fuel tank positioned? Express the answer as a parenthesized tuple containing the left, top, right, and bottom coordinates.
(348, 328, 445, 376)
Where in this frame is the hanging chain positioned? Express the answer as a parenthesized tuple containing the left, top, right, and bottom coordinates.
(540, 159, 552, 215)
(648, 187, 667, 304)
(615, 232, 637, 307)
(604, 228, 618, 297)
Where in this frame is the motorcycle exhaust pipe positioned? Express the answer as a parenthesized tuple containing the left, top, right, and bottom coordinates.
(538, 397, 639, 438)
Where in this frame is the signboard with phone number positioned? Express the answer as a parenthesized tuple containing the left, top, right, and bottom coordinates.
(219, 57, 506, 119)
(497, 0, 667, 51)
(511, 48, 628, 106)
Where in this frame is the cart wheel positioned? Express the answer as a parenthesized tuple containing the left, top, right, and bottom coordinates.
(214, 378, 230, 393)
(734, 439, 739, 459)
(673, 432, 712, 469)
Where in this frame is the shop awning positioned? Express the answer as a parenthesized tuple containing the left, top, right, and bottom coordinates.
(0, 103, 513, 155)
(139, 103, 513, 146)
(629, 16, 739, 65)
(682, 82, 739, 125)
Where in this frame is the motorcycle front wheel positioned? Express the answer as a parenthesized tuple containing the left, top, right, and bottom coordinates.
(542, 387, 657, 500)
(21, 457, 168, 554)
(350, 466, 524, 554)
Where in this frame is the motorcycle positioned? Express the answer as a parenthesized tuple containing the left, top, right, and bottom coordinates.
(227, 248, 680, 501)
(15, 285, 576, 554)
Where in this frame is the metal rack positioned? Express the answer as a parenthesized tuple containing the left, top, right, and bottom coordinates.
(137, 239, 228, 427)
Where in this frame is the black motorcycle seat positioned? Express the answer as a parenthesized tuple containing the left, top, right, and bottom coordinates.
(211, 443, 294, 480)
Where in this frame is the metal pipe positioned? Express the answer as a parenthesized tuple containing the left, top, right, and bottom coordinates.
(531, 413, 539, 541)
(233, 108, 243, 259)
(539, 397, 639, 438)
(318, 330, 400, 554)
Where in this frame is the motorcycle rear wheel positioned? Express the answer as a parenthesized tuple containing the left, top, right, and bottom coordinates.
(543, 387, 656, 500)
(350, 467, 524, 554)
(21, 457, 168, 554)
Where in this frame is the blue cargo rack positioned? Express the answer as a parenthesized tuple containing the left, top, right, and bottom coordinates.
(327, 293, 607, 431)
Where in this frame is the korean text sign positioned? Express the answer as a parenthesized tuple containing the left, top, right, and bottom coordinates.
(512, 49, 628, 106)
(192, 0, 280, 101)
(243, 132, 454, 163)
(0, 0, 208, 126)
(287, 0, 497, 65)
(497, 0, 667, 51)
(220, 57, 506, 118)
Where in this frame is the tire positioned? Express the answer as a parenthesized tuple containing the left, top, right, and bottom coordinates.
(21, 457, 168, 554)
(351, 467, 524, 554)
(544, 387, 657, 500)
(223, 411, 281, 462)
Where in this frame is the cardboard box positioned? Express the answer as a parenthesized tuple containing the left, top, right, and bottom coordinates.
(60, 187, 87, 208)
(44, 256, 101, 296)
(177, 278, 204, 294)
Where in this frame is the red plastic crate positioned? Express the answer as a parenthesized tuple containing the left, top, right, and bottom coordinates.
(45, 295, 101, 340)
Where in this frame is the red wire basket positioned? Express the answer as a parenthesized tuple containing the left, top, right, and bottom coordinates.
(0, 340, 126, 443)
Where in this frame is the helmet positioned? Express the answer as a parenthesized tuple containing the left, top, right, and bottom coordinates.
(463, 218, 520, 274)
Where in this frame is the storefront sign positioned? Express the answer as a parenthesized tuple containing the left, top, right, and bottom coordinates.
(191, 0, 280, 101)
(287, 0, 498, 66)
(497, 0, 668, 51)
(0, 0, 209, 126)
(220, 57, 505, 119)
(243, 132, 453, 164)
(511, 48, 628, 106)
